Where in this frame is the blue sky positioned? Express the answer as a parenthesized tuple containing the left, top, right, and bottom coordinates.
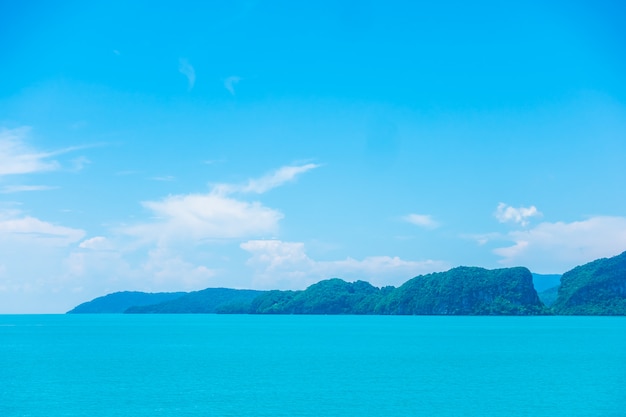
(1, 0, 625, 313)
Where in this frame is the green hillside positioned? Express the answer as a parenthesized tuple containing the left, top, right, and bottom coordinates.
(552, 251, 626, 315)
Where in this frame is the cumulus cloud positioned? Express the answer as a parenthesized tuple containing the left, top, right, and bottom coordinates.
(495, 203, 541, 226)
(179, 58, 196, 90)
(121, 164, 320, 245)
(122, 193, 283, 245)
(404, 213, 439, 229)
(224, 76, 242, 95)
(241, 239, 449, 289)
(493, 216, 626, 273)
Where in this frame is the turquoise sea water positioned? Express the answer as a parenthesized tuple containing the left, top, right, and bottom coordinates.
(1, 315, 625, 417)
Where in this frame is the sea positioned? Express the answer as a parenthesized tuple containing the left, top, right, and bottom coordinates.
(1, 315, 625, 417)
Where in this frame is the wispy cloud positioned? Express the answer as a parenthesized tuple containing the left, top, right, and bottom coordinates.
(115, 170, 140, 176)
(0, 127, 60, 176)
(149, 175, 175, 182)
(70, 156, 91, 172)
(224, 76, 242, 95)
(240, 239, 449, 289)
(179, 58, 196, 90)
(495, 203, 541, 227)
(0, 185, 58, 194)
(493, 216, 626, 273)
(216, 163, 320, 195)
(0, 210, 85, 247)
(403, 213, 439, 229)
(0, 127, 96, 177)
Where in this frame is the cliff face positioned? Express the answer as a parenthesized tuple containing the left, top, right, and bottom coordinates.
(552, 251, 626, 315)
(375, 266, 547, 315)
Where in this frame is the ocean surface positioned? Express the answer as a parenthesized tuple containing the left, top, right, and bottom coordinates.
(1, 315, 625, 417)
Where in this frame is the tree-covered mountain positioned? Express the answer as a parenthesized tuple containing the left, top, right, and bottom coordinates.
(374, 266, 546, 315)
(68, 252, 626, 316)
(246, 267, 546, 315)
(67, 291, 186, 314)
(247, 279, 394, 314)
(125, 288, 265, 314)
(552, 251, 626, 315)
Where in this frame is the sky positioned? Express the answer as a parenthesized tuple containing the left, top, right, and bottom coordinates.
(1, 0, 625, 313)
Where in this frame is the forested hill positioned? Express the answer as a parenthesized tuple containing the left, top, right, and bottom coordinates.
(67, 252, 626, 315)
(374, 266, 545, 315)
(552, 251, 626, 315)
(240, 267, 546, 315)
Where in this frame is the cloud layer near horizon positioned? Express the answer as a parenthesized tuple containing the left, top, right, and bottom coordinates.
(494, 216, 626, 273)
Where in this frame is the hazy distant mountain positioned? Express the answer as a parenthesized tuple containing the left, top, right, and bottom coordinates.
(537, 286, 559, 307)
(531, 273, 562, 293)
(552, 251, 626, 315)
(67, 291, 186, 314)
(125, 288, 265, 314)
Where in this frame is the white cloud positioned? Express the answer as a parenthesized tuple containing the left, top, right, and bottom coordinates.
(493, 216, 626, 273)
(0, 127, 60, 176)
(0, 210, 85, 247)
(240, 163, 320, 194)
(224, 76, 242, 95)
(123, 193, 283, 244)
(79, 236, 114, 251)
(0, 185, 58, 193)
(141, 247, 217, 289)
(404, 213, 439, 229)
(215, 163, 320, 195)
(63, 244, 218, 297)
(241, 239, 449, 289)
(495, 203, 541, 226)
(179, 58, 196, 90)
(0, 126, 92, 177)
(121, 164, 320, 245)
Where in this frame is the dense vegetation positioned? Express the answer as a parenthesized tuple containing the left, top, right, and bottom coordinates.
(374, 267, 546, 315)
(243, 267, 545, 315)
(125, 288, 264, 314)
(246, 279, 395, 314)
(552, 251, 626, 315)
(67, 252, 626, 315)
(67, 291, 186, 313)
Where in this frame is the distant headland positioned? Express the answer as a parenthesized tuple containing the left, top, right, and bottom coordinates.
(68, 251, 626, 316)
